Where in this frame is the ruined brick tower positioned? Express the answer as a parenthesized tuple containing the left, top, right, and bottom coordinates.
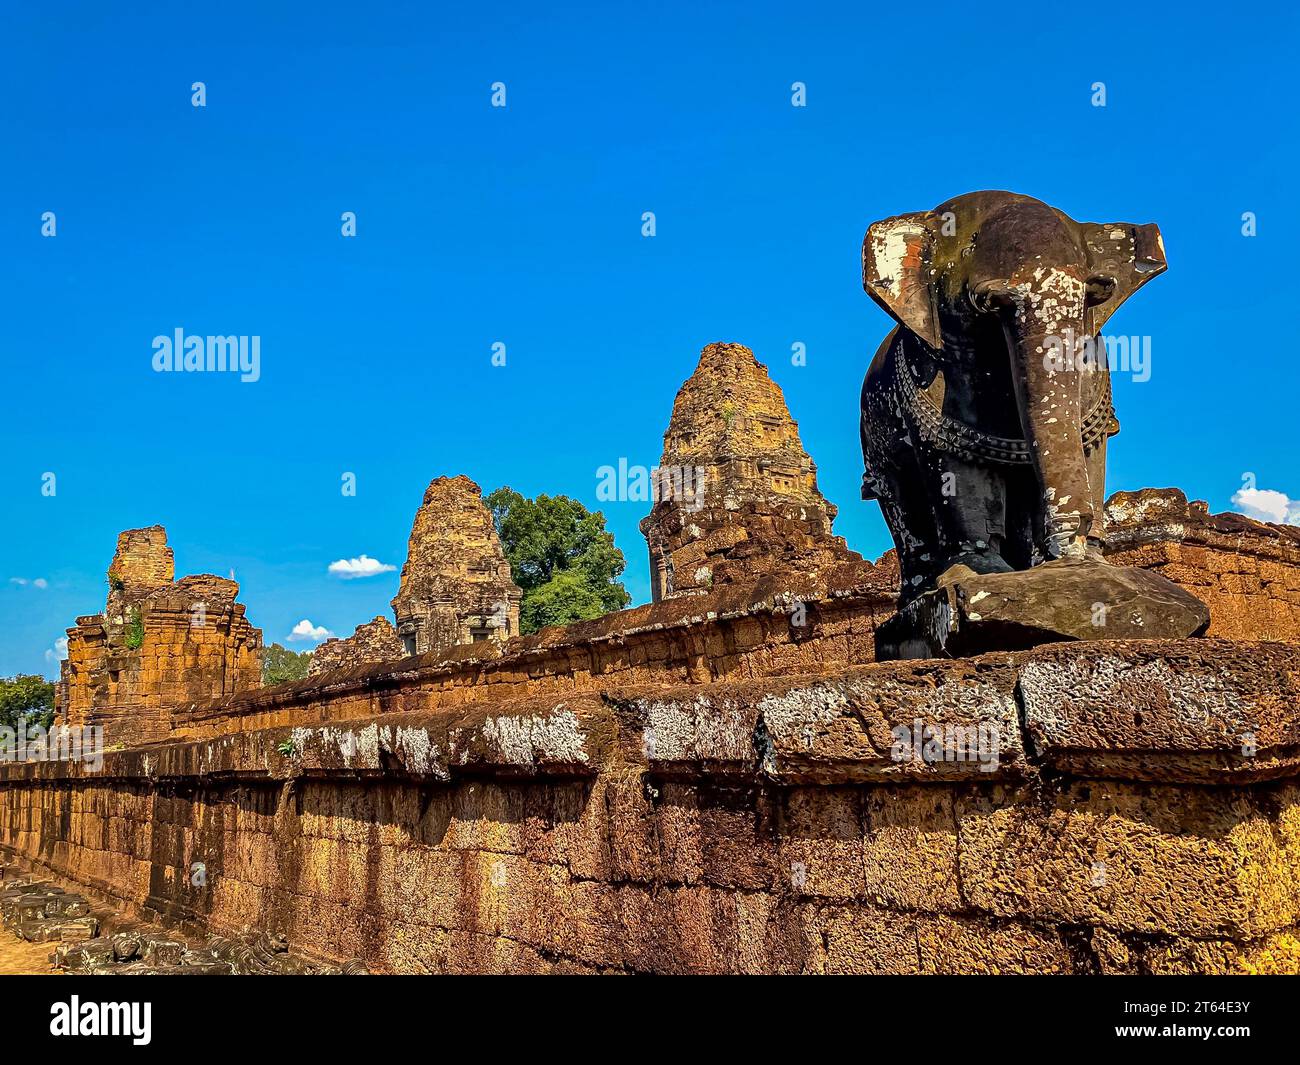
(391, 476, 523, 657)
(640, 342, 860, 600)
(307, 615, 405, 677)
(56, 525, 263, 744)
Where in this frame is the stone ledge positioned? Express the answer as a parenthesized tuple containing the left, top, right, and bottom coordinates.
(1105, 486, 1300, 557)
(8, 638, 1299, 788)
(1020, 640, 1300, 781)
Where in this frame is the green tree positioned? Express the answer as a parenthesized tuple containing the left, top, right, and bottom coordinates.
(262, 643, 313, 685)
(520, 570, 606, 632)
(0, 674, 56, 734)
(485, 487, 631, 633)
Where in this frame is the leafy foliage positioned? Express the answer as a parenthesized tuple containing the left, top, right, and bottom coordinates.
(485, 487, 631, 634)
(124, 608, 144, 649)
(520, 570, 608, 633)
(262, 643, 313, 685)
(0, 674, 56, 733)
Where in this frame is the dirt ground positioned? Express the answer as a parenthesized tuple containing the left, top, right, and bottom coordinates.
(0, 856, 122, 975)
(0, 933, 58, 975)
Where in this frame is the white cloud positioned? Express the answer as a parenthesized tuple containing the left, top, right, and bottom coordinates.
(1232, 487, 1300, 526)
(287, 619, 334, 643)
(328, 554, 397, 579)
(9, 577, 48, 588)
(45, 635, 69, 664)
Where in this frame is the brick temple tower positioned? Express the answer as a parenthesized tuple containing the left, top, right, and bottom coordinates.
(640, 342, 859, 600)
(391, 476, 523, 657)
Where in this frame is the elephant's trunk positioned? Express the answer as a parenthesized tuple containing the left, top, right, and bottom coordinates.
(1005, 270, 1094, 560)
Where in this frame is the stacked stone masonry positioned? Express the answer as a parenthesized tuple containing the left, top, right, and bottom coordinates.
(169, 563, 896, 743)
(308, 616, 406, 678)
(1104, 488, 1300, 645)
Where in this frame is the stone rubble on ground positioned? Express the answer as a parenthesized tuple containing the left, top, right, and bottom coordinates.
(1, 869, 366, 975)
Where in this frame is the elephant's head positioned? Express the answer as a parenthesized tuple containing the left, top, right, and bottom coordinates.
(862, 190, 1166, 557)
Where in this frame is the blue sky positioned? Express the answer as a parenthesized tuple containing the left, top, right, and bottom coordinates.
(2, 1, 1296, 678)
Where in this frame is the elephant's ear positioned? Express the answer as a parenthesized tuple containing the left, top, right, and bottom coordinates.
(1081, 221, 1167, 333)
(863, 213, 942, 349)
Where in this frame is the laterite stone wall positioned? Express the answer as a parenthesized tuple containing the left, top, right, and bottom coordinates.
(5, 639, 1300, 974)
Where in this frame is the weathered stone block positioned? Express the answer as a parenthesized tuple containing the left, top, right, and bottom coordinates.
(956, 781, 1300, 938)
(877, 559, 1209, 660)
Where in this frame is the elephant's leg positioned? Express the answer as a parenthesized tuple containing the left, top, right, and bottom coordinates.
(878, 487, 939, 599)
(930, 453, 1014, 576)
(865, 432, 942, 599)
(1001, 464, 1042, 569)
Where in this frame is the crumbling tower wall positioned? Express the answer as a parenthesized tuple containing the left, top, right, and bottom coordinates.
(106, 525, 174, 592)
(308, 616, 405, 677)
(391, 476, 523, 657)
(56, 526, 262, 745)
(639, 342, 860, 600)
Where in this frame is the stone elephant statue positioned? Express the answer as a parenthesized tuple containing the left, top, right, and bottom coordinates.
(860, 190, 1167, 601)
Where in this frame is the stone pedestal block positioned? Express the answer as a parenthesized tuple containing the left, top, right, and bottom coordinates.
(876, 559, 1211, 660)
